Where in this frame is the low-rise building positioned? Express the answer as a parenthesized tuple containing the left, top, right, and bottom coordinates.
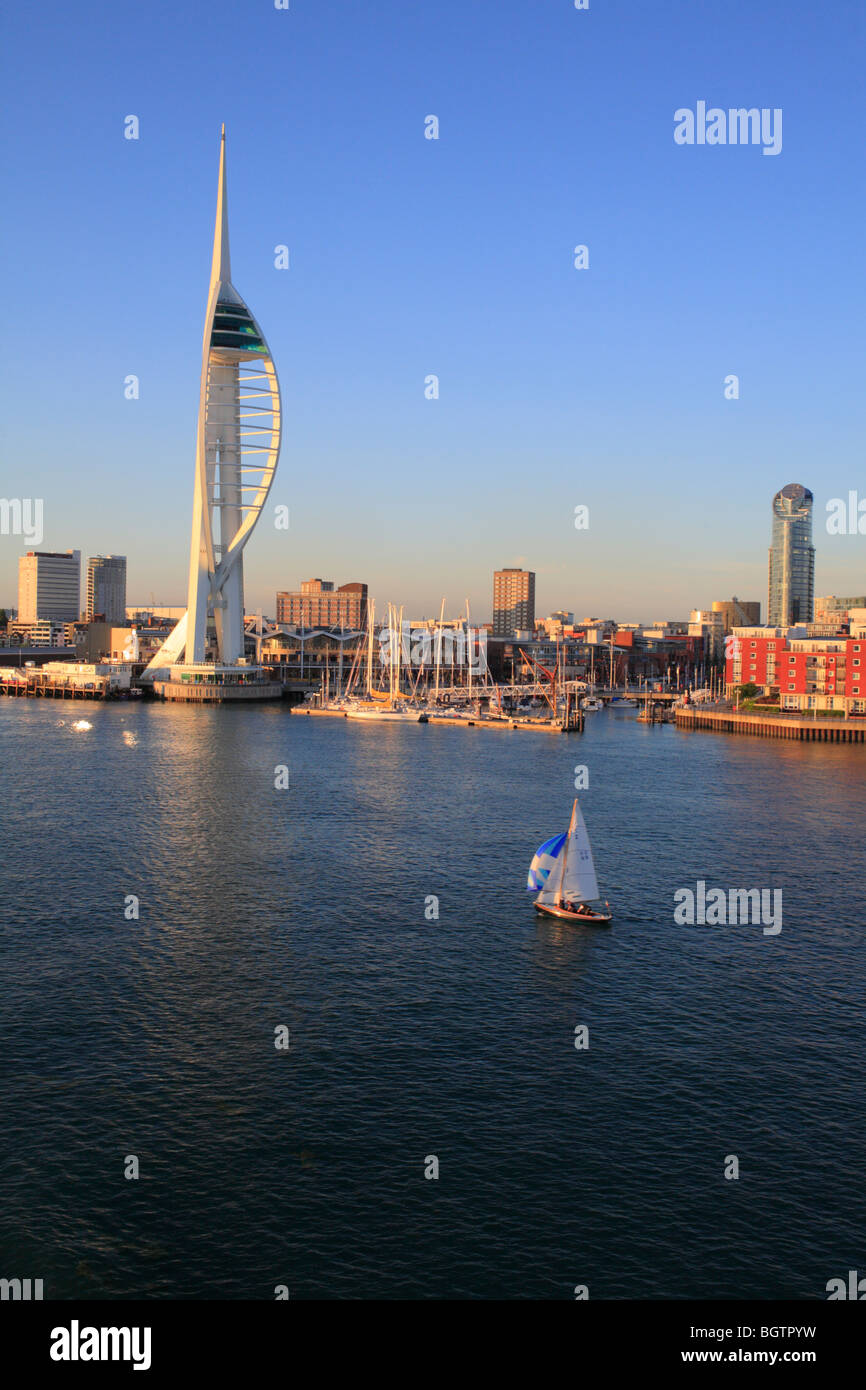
(40, 661, 132, 690)
(76, 623, 139, 663)
(7, 618, 71, 646)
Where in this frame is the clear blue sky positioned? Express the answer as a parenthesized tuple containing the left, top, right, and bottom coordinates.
(1, 0, 863, 622)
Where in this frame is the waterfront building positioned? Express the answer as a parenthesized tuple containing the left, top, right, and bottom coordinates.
(141, 128, 282, 701)
(276, 580, 368, 629)
(261, 626, 365, 683)
(17, 550, 80, 624)
(768, 484, 815, 626)
(712, 597, 761, 631)
(86, 555, 127, 622)
(726, 625, 866, 715)
(493, 568, 535, 637)
(40, 661, 132, 691)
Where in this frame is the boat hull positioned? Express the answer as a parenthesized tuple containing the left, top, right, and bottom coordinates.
(346, 708, 427, 722)
(535, 902, 612, 925)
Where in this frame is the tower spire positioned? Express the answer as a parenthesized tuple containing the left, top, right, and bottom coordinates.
(210, 124, 231, 287)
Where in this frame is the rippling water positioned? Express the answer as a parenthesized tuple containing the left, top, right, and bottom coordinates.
(1, 700, 864, 1299)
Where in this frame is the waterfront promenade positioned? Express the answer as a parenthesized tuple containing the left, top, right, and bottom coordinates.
(676, 707, 866, 743)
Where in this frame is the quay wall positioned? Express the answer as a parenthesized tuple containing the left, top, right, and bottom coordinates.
(675, 708, 866, 743)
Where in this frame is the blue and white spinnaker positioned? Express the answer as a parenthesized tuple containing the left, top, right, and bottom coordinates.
(526, 831, 567, 890)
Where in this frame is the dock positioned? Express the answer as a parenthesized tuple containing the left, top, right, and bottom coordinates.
(676, 707, 866, 743)
(0, 672, 131, 701)
(295, 707, 582, 732)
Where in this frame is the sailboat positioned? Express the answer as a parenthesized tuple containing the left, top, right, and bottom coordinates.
(346, 600, 428, 722)
(527, 798, 612, 924)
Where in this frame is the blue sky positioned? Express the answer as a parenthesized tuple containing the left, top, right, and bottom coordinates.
(1, 0, 863, 621)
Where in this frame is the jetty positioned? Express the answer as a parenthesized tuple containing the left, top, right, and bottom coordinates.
(0, 666, 136, 701)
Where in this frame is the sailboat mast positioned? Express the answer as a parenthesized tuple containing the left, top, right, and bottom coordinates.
(389, 604, 396, 701)
(435, 596, 445, 703)
(553, 798, 578, 906)
(466, 597, 472, 699)
(398, 604, 404, 700)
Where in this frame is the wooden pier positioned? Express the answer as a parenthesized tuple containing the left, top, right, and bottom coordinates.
(0, 673, 126, 700)
(676, 708, 866, 743)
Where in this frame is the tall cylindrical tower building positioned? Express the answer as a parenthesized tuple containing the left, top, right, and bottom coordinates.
(768, 484, 815, 627)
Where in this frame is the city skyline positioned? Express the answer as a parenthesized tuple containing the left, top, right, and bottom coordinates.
(4, 494, 861, 629)
(1, 1, 864, 621)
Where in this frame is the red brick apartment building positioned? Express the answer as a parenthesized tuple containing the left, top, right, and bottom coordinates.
(275, 580, 368, 630)
(726, 627, 866, 715)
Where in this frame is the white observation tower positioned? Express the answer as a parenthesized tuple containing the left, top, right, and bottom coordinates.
(142, 127, 282, 700)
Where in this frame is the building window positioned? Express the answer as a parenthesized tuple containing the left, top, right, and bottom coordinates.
(788, 684, 795, 691)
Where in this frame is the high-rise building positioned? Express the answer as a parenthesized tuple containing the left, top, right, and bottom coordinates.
(768, 484, 815, 627)
(276, 580, 368, 629)
(86, 555, 127, 622)
(493, 568, 535, 636)
(17, 550, 81, 623)
(712, 597, 762, 632)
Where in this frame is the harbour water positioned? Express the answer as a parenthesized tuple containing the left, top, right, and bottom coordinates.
(1, 700, 864, 1299)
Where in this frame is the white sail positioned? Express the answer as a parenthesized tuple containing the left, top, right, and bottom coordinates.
(561, 802, 599, 900)
(536, 800, 599, 904)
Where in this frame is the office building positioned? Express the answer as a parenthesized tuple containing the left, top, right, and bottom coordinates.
(17, 550, 80, 624)
(86, 555, 127, 622)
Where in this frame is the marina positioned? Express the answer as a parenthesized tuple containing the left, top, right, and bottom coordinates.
(296, 705, 582, 732)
